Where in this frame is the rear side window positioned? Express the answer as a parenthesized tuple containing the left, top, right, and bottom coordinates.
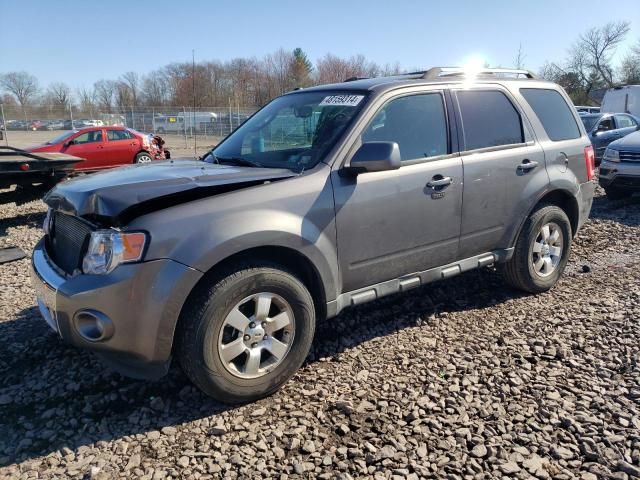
(520, 88, 580, 141)
(107, 129, 132, 140)
(456, 90, 524, 150)
(615, 114, 637, 128)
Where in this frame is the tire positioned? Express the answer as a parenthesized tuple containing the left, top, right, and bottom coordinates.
(605, 187, 631, 201)
(177, 263, 316, 404)
(135, 152, 153, 164)
(503, 205, 572, 294)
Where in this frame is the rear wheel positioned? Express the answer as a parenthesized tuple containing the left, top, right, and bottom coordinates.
(605, 187, 631, 201)
(177, 263, 315, 404)
(503, 205, 572, 293)
(135, 152, 153, 164)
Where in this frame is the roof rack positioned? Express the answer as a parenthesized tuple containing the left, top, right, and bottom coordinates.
(420, 67, 537, 80)
(344, 76, 370, 82)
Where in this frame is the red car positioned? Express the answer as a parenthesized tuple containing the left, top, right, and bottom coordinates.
(26, 126, 168, 172)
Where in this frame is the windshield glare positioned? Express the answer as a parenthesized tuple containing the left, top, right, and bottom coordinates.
(211, 91, 367, 171)
(46, 130, 77, 144)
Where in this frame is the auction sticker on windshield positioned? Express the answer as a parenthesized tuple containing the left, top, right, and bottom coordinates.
(319, 95, 364, 107)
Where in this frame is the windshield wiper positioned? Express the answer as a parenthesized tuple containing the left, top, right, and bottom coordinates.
(214, 156, 262, 168)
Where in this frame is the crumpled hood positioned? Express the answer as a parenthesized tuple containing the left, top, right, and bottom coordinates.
(611, 130, 640, 151)
(44, 160, 296, 225)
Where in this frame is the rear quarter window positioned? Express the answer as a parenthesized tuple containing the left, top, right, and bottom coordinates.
(520, 88, 581, 141)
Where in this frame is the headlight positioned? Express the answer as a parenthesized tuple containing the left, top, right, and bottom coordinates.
(603, 148, 620, 163)
(82, 230, 147, 275)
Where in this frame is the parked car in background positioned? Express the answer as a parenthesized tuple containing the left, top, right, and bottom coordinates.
(580, 112, 640, 163)
(24, 126, 168, 172)
(30, 120, 45, 131)
(31, 67, 595, 403)
(599, 130, 640, 200)
(576, 106, 600, 114)
(44, 120, 65, 130)
(601, 85, 640, 117)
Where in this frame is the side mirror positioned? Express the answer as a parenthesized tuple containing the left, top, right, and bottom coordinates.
(64, 140, 75, 147)
(345, 141, 401, 175)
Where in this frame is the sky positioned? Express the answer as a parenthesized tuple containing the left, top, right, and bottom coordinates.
(1, 0, 639, 91)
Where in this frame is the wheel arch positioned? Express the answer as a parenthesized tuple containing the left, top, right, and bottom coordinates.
(172, 245, 327, 354)
(513, 189, 580, 247)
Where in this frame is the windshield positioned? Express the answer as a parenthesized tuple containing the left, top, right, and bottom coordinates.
(209, 91, 367, 171)
(580, 115, 601, 132)
(46, 130, 77, 144)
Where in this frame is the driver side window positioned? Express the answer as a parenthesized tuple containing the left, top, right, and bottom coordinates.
(598, 118, 614, 131)
(361, 93, 448, 161)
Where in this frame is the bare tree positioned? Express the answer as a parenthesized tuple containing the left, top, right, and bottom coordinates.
(93, 79, 117, 113)
(46, 82, 72, 106)
(120, 72, 140, 106)
(77, 87, 95, 113)
(0, 71, 39, 106)
(577, 21, 630, 87)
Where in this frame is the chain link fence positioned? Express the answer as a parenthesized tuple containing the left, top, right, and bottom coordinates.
(0, 104, 258, 148)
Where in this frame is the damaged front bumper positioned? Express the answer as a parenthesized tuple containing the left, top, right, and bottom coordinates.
(30, 238, 202, 379)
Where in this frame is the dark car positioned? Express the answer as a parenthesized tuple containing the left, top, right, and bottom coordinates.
(581, 113, 640, 163)
(599, 130, 640, 200)
(31, 67, 595, 403)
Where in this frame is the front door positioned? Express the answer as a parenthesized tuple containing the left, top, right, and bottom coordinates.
(332, 91, 463, 293)
(63, 129, 106, 170)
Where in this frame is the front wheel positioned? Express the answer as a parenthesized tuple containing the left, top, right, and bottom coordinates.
(503, 205, 572, 293)
(135, 152, 153, 164)
(177, 263, 315, 404)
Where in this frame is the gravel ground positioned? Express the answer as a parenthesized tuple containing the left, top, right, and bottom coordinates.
(0, 186, 639, 480)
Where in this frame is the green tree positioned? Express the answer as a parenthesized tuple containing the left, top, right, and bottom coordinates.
(291, 48, 313, 87)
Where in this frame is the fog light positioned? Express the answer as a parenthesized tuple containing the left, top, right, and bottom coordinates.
(73, 310, 114, 342)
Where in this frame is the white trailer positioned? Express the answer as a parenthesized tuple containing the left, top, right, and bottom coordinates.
(154, 112, 218, 134)
(601, 85, 640, 117)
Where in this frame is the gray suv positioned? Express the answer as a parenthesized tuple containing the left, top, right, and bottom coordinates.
(31, 68, 595, 403)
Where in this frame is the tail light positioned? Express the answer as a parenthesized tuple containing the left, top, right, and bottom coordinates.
(584, 145, 595, 181)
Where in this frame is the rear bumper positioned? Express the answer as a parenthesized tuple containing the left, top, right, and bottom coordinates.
(30, 238, 202, 379)
(599, 161, 640, 191)
(576, 181, 595, 232)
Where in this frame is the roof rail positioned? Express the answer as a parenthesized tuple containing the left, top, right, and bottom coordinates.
(344, 76, 369, 82)
(421, 67, 537, 80)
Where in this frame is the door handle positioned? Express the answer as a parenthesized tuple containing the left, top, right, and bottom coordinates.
(427, 176, 453, 188)
(517, 159, 538, 172)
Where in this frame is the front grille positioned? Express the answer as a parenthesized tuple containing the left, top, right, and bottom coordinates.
(619, 150, 640, 162)
(47, 212, 93, 275)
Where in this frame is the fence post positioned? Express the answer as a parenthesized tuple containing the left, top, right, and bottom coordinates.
(152, 107, 155, 133)
(131, 105, 134, 130)
(183, 106, 188, 148)
(1, 103, 8, 145)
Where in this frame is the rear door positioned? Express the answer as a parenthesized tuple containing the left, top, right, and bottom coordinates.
(452, 87, 548, 258)
(332, 88, 463, 292)
(62, 129, 106, 170)
(614, 114, 639, 140)
(104, 129, 138, 167)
